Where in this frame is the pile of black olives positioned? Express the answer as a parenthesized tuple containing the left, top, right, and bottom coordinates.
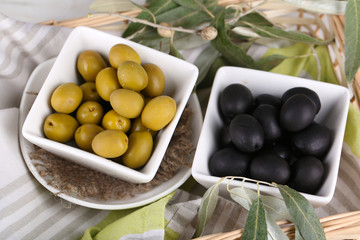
(209, 83, 332, 194)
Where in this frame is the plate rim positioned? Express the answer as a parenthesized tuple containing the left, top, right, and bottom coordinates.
(18, 57, 203, 210)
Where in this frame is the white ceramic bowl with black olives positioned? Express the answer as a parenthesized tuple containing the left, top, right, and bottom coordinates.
(192, 66, 350, 208)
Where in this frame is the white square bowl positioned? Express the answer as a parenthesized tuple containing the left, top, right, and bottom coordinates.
(22, 26, 198, 183)
(192, 66, 350, 208)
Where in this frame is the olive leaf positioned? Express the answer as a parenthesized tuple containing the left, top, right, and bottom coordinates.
(229, 186, 291, 221)
(257, 54, 288, 71)
(122, 0, 178, 38)
(194, 45, 220, 86)
(277, 185, 326, 240)
(210, 10, 260, 69)
(156, 1, 217, 28)
(89, 0, 140, 13)
(235, 12, 273, 27)
(193, 182, 220, 238)
(345, 0, 360, 83)
(282, 0, 347, 15)
(295, 227, 305, 240)
(134, 29, 206, 52)
(265, 212, 288, 240)
(242, 197, 267, 240)
(196, 56, 228, 90)
(173, 0, 216, 18)
(242, 22, 334, 46)
(169, 39, 185, 60)
(228, 185, 288, 239)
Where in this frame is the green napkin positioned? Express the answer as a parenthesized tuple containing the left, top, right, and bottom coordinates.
(264, 42, 360, 159)
(80, 192, 176, 240)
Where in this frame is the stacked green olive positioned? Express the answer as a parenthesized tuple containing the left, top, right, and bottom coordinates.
(43, 44, 177, 169)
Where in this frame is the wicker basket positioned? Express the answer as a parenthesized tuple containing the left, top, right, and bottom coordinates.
(40, 1, 360, 239)
(193, 211, 360, 240)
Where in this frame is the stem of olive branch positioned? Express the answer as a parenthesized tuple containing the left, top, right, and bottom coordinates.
(88, 12, 198, 35)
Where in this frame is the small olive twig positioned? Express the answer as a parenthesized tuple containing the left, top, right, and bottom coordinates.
(88, 12, 198, 35)
(224, 176, 277, 204)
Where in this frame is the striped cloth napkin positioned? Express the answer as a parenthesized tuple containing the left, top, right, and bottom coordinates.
(1, 12, 359, 240)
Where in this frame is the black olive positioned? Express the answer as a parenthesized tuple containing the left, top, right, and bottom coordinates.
(289, 156, 324, 194)
(250, 153, 291, 184)
(271, 142, 292, 161)
(252, 104, 282, 142)
(220, 125, 233, 148)
(229, 114, 264, 153)
(219, 83, 254, 119)
(292, 122, 332, 157)
(209, 147, 252, 177)
(281, 87, 321, 113)
(255, 94, 282, 109)
(279, 94, 317, 132)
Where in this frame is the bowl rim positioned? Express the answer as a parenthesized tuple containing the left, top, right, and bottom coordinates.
(191, 66, 351, 207)
(19, 57, 203, 210)
(21, 26, 199, 184)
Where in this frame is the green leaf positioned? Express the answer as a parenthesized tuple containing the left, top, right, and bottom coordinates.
(277, 185, 326, 240)
(169, 40, 185, 60)
(193, 183, 220, 238)
(173, 0, 213, 10)
(171, 32, 208, 49)
(243, 22, 333, 46)
(257, 54, 288, 71)
(122, 0, 178, 38)
(196, 56, 228, 90)
(345, 0, 360, 83)
(156, 1, 217, 28)
(236, 12, 273, 26)
(194, 45, 220, 86)
(295, 226, 305, 240)
(210, 10, 259, 69)
(265, 213, 288, 240)
(229, 187, 291, 221)
(242, 197, 267, 240)
(173, 0, 216, 18)
(134, 30, 206, 52)
(89, 0, 140, 13)
(228, 187, 288, 239)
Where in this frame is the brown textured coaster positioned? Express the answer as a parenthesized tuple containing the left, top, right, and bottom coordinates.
(29, 106, 194, 201)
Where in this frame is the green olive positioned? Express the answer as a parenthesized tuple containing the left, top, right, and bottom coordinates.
(92, 129, 128, 158)
(74, 123, 104, 152)
(141, 63, 165, 97)
(129, 117, 157, 137)
(77, 50, 107, 82)
(117, 61, 148, 91)
(122, 131, 153, 169)
(102, 110, 131, 133)
(43, 113, 79, 143)
(80, 82, 100, 102)
(110, 88, 144, 119)
(95, 67, 121, 101)
(76, 101, 104, 125)
(108, 44, 141, 69)
(50, 82, 83, 114)
(141, 95, 176, 131)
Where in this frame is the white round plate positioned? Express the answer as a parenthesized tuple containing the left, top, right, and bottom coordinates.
(18, 58, 203, 210)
